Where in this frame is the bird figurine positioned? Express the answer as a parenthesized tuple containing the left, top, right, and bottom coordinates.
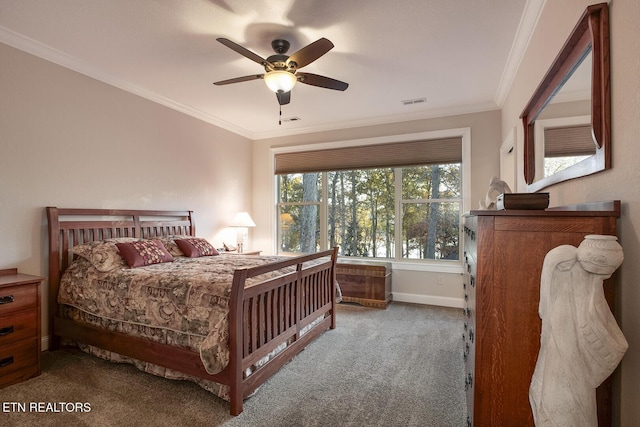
(479, 176, 512, 209)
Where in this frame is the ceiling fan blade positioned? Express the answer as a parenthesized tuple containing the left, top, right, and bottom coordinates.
(276, 91, 291, 105)
(287, 38, 334, 69)
(216, 38, 270, 66)
(297, 72, 349, 91)
(213, 74, 264, 85)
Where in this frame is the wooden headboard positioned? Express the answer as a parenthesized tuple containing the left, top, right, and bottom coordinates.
(46, 207, 195, 341)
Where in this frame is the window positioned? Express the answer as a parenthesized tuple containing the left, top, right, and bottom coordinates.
(274, 130, 469, 263)
(278, 173, 322, 253)
(327, 168, 395, 257)
(543, 124, 595, 178)
(401, 164, 461, 260)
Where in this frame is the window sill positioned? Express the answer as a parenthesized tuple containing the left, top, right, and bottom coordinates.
(336, 257, 463, 274)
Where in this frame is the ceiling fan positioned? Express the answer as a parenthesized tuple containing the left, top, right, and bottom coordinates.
(213, 37, 349, 106)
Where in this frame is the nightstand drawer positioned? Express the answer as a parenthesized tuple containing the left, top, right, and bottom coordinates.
(0, 310, 37, 346)
(0, 338, 38, 382)
(0, 283, 37, 315)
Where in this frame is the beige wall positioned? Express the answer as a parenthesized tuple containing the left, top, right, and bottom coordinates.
(251, 110, 501, 305)
(501, 0, 640, 423)
(0, 42, 253, 341)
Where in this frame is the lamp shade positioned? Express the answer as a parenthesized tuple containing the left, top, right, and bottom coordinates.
(231, 212, 256, 227)
(264, 70, 297, 93)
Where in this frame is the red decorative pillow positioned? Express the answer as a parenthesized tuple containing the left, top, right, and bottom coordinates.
(175, 238, 219, 258)
(116, 239, 174, 268)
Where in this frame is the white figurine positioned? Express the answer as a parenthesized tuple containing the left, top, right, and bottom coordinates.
(530, 235, 627, 426)
(479, 176, 511, 209)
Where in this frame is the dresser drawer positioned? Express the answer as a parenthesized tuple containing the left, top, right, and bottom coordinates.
(0, 310, 37, 346)
(0, 283, 37, 315)
(0, 338, 38, 384)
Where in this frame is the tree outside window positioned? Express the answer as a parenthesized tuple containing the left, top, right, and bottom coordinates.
(277, 163, 461, 261)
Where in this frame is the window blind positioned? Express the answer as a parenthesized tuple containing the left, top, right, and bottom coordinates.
(274, 137, 462, 174)
(544, 124, 596, 157)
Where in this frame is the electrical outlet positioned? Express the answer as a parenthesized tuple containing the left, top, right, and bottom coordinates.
(437, 275, 444, 285)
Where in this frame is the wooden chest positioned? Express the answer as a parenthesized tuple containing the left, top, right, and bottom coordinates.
(336, 262, 391, 308)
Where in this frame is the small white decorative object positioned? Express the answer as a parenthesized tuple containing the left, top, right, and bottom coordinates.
(530, 235, 627, 426)
(479, 176, 512, 209)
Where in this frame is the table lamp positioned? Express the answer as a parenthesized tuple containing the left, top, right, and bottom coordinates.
(231, 212, 256, 253)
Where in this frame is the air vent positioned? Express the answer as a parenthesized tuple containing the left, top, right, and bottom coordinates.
(282, 116, 301, 122)
(401, 97, 427, 106)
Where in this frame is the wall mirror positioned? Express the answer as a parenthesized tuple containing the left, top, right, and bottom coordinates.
(520, 2, 610, 192)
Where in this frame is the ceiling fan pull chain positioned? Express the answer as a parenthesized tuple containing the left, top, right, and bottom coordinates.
(279, 104, 282, 125)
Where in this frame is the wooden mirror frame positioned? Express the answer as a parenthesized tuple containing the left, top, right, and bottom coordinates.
(520, 3, 610, 192)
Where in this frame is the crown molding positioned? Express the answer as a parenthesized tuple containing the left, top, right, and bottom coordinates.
(494, 0, 546, 107)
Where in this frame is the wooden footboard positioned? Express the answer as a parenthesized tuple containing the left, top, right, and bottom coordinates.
(46, 207, 338, 416)
(228, 248, 337, 414)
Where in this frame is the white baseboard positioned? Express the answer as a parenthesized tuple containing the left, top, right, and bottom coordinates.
(392, 292, 464, 309)
(41, 335, 50, 351)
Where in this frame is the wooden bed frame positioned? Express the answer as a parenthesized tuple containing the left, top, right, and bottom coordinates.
(46, 207, 338, 415)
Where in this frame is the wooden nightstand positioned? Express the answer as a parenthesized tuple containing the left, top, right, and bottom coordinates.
(0, 268, 44, 388)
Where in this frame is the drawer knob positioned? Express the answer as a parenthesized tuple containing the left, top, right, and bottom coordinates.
(0, 295, 15, 305)
(0, 326, 14, 336)
(0, 356, 14, 368)
(464, 372, 473, 390)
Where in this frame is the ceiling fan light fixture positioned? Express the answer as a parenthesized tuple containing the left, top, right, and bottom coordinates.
(264, 70, 297, 93)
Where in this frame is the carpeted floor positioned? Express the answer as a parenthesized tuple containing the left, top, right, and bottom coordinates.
(0, 303, 466, 427)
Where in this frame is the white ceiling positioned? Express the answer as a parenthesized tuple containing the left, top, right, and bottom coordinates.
(0, 0, 543, 140)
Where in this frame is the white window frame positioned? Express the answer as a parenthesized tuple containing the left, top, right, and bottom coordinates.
(270, 128, 471, 270)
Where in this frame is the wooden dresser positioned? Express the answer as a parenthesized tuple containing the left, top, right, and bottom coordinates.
(336, 262, 391, 308)
(462, 201, 620, 426)
(0, 268, 44, 388)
